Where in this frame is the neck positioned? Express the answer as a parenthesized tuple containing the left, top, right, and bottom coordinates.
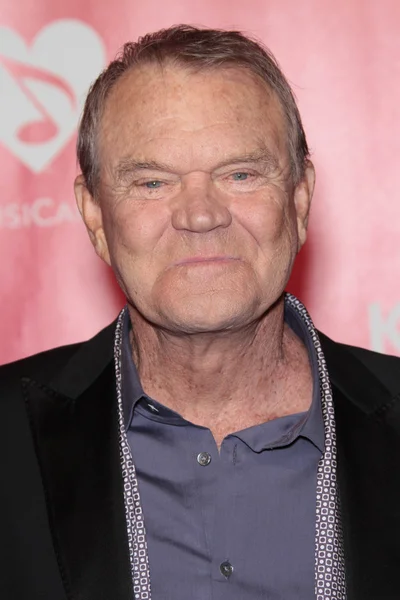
(127, 297, 312, 445)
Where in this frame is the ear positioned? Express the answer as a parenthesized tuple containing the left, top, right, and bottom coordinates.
(74, 175, 111, 266)
(293, 160, 315, 251)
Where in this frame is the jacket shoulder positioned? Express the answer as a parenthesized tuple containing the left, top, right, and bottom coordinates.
(319, 331, 400, 399)
(0, 341, 84, 390)
(341, 342, 400, 396)
(0, 319, 117, 392)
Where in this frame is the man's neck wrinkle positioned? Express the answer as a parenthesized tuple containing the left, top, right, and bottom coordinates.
(127, 305, 311, 429)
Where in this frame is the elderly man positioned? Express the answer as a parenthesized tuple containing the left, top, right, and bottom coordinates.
(1, 24, 400, 600)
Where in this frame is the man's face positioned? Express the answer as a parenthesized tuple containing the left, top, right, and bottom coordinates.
(76, 64, 314, 333)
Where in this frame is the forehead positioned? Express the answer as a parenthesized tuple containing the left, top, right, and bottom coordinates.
(100, 63, 288, 171)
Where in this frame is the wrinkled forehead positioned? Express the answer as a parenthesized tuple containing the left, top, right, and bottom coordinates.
(98, 62, 289, 173)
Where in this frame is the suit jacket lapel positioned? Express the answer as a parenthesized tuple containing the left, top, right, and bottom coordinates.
(23, 323, 133, 600)
(321, 334, 400, 600)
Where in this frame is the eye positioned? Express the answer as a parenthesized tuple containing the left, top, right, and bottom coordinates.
(144, 180, 163, 189)
(231, 172, 250, 181)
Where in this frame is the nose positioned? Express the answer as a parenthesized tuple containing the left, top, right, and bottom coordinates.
(171, 175, 232, 233)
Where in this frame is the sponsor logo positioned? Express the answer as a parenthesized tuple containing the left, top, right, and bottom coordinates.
(0, 198, 80, 228)
(0, 19, 105, 172)
(369, 302, 400, 352)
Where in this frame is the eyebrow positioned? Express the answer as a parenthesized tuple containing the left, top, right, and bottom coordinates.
(113, 148, 280, 182)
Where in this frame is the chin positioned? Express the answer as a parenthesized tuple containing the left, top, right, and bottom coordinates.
(157, 292, 256, 333)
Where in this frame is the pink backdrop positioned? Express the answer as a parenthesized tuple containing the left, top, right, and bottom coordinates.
(1, 0, 400, 364)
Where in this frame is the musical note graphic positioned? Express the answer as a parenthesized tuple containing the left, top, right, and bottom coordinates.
(0, 20, 105, 172)
(0, 57, 76, 144)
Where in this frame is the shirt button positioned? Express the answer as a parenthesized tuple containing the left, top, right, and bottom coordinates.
(197, 451, 212, 466)
(220, 561, 234, 578)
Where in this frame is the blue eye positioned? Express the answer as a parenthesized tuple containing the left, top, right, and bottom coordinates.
(232, 172, 249, 181)
(145, 181, 162, 188)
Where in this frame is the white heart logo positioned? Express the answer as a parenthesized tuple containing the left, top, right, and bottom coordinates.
(0, 19, 106, 172)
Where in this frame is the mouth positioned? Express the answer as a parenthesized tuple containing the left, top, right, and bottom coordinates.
(173, 256, 240, 266)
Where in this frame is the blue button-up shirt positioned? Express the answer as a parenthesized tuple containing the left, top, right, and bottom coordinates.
(122, 302, 324, 599)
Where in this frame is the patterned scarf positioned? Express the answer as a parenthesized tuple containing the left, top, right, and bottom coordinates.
(113, 292, 347, 599)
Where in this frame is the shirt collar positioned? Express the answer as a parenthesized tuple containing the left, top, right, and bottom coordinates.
(121, 312, 146, 428)
(121, 297, 325, 453)
(283, 301, 325, 453)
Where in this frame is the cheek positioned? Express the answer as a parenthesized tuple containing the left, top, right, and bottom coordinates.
(243, 194, 295, 248)
(103, 202, 166, 264)
(103, 207, 165, 301)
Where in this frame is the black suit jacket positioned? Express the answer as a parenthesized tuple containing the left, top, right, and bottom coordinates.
(1, 321, 400, 600)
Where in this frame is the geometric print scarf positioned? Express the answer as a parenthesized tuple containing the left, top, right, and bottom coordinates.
(113, 292, 347, 600)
